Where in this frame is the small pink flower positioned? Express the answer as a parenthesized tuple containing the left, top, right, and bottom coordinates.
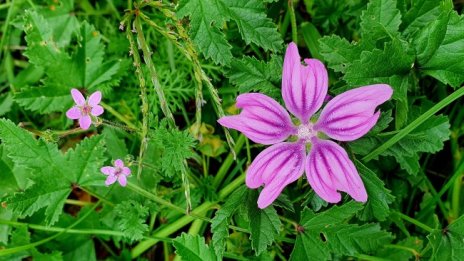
(218, 42, 393, 209)
(66, 88, 104, 130)
(101, 159, 131, 187)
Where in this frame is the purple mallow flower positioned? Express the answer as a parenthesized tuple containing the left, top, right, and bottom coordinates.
(101, 159, 131, 187)
(218, 42, 393, 209)
(66, 88, 104, 130)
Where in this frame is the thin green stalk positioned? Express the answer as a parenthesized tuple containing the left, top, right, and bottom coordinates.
(363, 87, 464, 162)
(0, 201, 102, 256)
(0, 0, 15, 62)
(131, 173, 246, 258)
(0, 219, 172, 242)
(385, 244, 420, 258)
(213, 135, 246, 187)
(395, 212, 433, 233)
(65, 199, 93, 206)
(100, 102, 138, 130)
(288, 0, 298, 43)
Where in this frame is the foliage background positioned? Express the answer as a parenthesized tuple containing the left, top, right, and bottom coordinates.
(0, 0, 464, 260)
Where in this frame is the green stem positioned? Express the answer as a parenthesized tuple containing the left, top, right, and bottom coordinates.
(131, 173, 246, 258)
(213, 135, 246, 188)
(363, 87, 464, 162)
(0, 201, 102, 256)
(288, 0, 298, 43)
(385, 244, 420, 258)
(395, 212, 434, 233)
(100, 102, 138, 130)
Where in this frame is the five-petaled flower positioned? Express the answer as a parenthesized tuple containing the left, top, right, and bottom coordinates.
(101, 159, 131, 187)
(66, 88, 104, 130)
(218, 42, 393, 209)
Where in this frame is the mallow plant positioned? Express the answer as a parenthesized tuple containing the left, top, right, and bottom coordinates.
(0, 0, 463, 260)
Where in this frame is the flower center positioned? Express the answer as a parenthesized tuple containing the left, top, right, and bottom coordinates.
(80, 104, 92, 115)
(114, 167, 122, 176)
(297, 123, 316, 142)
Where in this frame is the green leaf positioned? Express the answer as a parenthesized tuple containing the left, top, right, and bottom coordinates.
(227, 55, 281, 98)
(402, 0, 452, 35)
(14, 83, 71, 114)
(360, 0, 402, 45)
(420, 12, 464, 88)
(350, 114, 450, 175)
(413, 11, 450, 65)
(290, 202, 392, 259)
(225, 0, 282, 52)
(428, 215, 464, 260)
(177, 0, 232, 65)
(355, 160, 395, 221)
(0, 119, 108, 225)
(151, 121, 196, 177)
(246, 190, 281, 256)
(114, 200, 149, 241)
(173, 233, 217, 261)
(211, 186, 248, 258)
(319, 35, 361, 73)
(344, 39, 414, 103)
(65, 135, 106, 186)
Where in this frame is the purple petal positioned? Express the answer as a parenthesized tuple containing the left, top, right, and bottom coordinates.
(105, 175, 117, 186)
(101, 166, 115, 175)
(66, 106, 81, 120)
(88, 91, 102, 106)
(315, 84, 393, 141)
(305, 138, 367, 203)
(118, 175, 127, 187)
(245, 142, 306, 209)
(218, 93, 295, 145)
(79, 115, 92, 130)
(91, 105, 104, 116)
(71, 89, 85, 106)
(281, 43, 328, 123)
(122, 167, 131, 176)
(114, 159, 124, 168)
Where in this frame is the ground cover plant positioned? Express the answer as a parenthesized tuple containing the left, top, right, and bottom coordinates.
(0, 0, 464, 260)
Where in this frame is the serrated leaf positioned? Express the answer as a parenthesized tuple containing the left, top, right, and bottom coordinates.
(290, 202, 392, 259)
(65, 135, 106, 186)
(227, 56, 281, 98)
(225, 0, 282, 52)
(246, 190, 281, 256)
(173, 233, 216, 261)
(114, 200, 149, 241)
(0, 119, 108, 225)
(360, 0, 402, 44)
(344, 39, 414, 103)
(350, 114, 450, 175)
(355, 160, 395, 221)
(319, 35, 361, 73)
(177, 0, 232, 65)
(428, 215, 464, 260)
(14, 84, 71, 114)
(402, 0, 452, 35)
(420, 11, 464, 88)
(211, 186, 247, 259)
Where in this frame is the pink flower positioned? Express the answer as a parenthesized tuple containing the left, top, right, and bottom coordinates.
(218, 42, 393, 209)
(66, 88, 104, 130)
(101, 159, 131, 187)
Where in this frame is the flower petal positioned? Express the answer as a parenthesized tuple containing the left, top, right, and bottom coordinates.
(315, 84, 393, 141)
(66, 106, 81, 120)
(71, 89, 85, 106)
(114, 159, 124, 168)
(118, 175, 127, 187)
(101, 166, 115, 175)
(88, 91, 102, 106)
(305, 138, 367, 203)
(122, 167, 131, 176)
(218, 93, 295, 145)
(105, 175, 117, 186)
(91, 105, 104, 116)
(281, 43, 328, 123)
(79, 115, 92, 130)
(245, 142, 306, 208)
